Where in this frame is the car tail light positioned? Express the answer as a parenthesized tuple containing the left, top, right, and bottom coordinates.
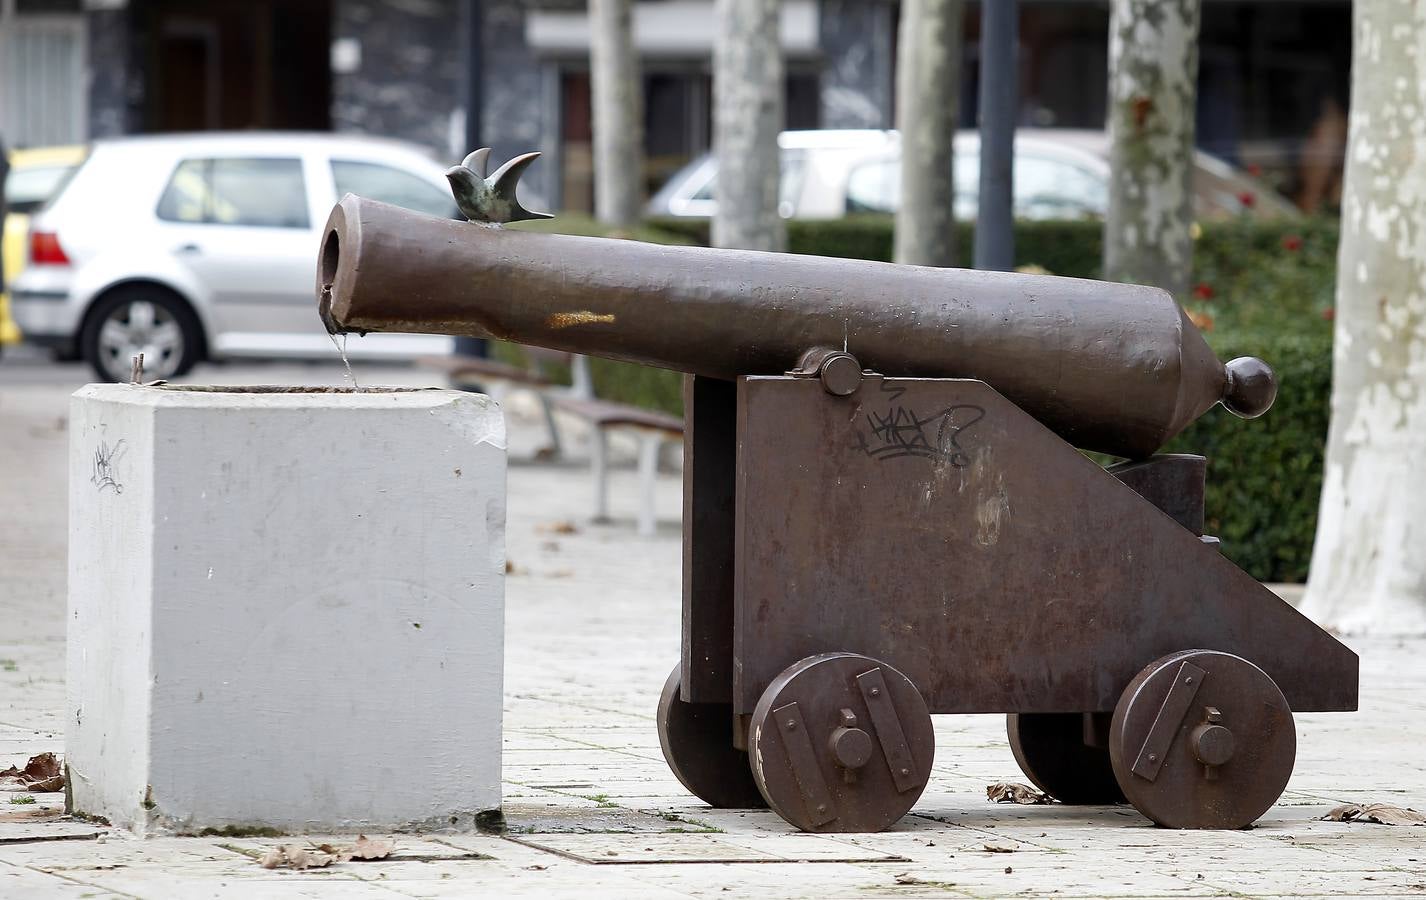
(30, 230, 71, 266)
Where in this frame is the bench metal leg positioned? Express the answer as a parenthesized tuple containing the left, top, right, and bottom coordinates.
(591, 427, 611, 523)
(537, 392, 564, 457)
(570, 354, 595, 401)
(637, 432, 661, 537)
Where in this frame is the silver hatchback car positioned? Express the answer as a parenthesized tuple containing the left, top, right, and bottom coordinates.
(11, 132, 457, 381)
(647, 128, 1298, 222)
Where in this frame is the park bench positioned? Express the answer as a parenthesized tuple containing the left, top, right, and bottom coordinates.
(422, 351, 682, 535)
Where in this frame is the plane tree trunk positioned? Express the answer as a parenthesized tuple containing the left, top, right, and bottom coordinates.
(894, 0, 963, 267)
(590, 0, 643, 227)
(1103, 0, 1201, 295)
(713, 0, 785, 251)
(1301, 0, 1426, 635)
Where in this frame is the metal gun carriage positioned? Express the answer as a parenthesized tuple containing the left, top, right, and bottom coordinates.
(316, 155, 1357, 833)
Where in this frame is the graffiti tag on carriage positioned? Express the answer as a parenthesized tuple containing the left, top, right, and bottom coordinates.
(855, 401, 986, 467)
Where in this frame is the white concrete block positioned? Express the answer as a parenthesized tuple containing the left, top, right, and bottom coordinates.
(66, 385, 506, 835)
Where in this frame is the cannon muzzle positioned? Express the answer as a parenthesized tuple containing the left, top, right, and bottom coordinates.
(317, 194, 1274, 458)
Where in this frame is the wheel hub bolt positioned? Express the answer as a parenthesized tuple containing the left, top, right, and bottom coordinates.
(1191, 707, 1235, 768)
(828, 709, 874, 769)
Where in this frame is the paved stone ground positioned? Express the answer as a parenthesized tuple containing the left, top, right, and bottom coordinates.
(2, 357, 1424, 899)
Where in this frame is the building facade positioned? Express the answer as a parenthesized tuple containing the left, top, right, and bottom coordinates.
(0, 0, 1351, 213)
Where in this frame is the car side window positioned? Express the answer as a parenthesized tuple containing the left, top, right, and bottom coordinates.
(845, 157, 898, 214)
(157, 158, 310, 228)
(331, 160, 457, 218)
(690, 152, 806, 213)
(847, 155, 968, 215)
(1014, 155, 1107, 220)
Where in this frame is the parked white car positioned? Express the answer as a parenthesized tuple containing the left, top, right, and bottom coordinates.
(647, 128, 1298, 222)
(11, 132, 458, 381)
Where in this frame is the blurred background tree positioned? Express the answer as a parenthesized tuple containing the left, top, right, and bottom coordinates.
(1103, 0, 1202, 295)
(894, 0, 962, 268)
(712, 0, 784, 252)
(1302, 0, 1426, 634)
(590, 0, 643, 229)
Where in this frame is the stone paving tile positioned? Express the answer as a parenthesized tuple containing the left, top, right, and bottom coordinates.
(0, 859, 133, 899)
(0, 821, 104, 844)
(505, 831, 904, 864)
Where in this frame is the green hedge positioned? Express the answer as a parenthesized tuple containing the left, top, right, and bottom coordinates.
(519, 215, 1335, 582)
(1167, 329, 1330, 582)
(649, 215, 1341, 293)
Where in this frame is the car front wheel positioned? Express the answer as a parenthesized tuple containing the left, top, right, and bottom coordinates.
(81, 288, 202, 383)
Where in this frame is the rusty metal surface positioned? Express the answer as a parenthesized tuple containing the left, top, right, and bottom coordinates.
(1007, 713, 1125, 804)
(1109, 650, 1296, 829)
(749, 653, 934, 833)
(681, 375, 738, 705)
(732, 374, 1358, 717)
(316, 195, 1276, 459)
(656, 665, 767, 810)
(1107, 454, 1206, 535)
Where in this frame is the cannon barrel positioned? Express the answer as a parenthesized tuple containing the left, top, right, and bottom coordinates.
(317, 195, 1275, 459)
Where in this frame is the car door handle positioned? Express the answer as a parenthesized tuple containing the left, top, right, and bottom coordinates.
(174, 243, 202, 255)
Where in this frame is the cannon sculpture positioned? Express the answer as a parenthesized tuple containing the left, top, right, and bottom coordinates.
(316, 151, 1357, 833)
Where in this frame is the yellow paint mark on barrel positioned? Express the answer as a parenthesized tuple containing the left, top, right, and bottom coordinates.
(547, 311, 616, 328)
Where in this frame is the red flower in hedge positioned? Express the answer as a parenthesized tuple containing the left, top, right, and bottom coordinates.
(1322, 307, 1336, 321)
(1282, 234, 1303, 252)
(1192, 282, 1215, 300)
(1237, 190, 1257, 209)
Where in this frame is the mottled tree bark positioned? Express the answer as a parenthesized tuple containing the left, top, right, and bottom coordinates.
(1301, 0, 1426, 635)
(1103, 0, 1201, 295)
(590, 0, 643, 227)
(713, 0, 785, 251)
(894, 0, 962, 267)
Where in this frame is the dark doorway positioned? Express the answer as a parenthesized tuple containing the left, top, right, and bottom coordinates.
(145, 0, 332, 133)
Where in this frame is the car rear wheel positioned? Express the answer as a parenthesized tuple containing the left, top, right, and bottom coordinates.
(81, 287, 202, 383)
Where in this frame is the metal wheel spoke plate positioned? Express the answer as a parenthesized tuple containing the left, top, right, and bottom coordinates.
(748, 652, 934, 833)
(1008, 713, 1125, 805)
(1109, 650, 1295, 829)
(656, 664, 766, 809)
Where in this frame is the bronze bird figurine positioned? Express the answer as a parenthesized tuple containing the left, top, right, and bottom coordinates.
(446, 148, 553, 224)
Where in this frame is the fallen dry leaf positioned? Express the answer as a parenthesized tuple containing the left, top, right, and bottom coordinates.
(538, 520, 579, 535)
(260, 845, 341, 870)
(256, 836, 395, 869)
(1323, 803, 1426, 826)
(986, 782, 1052, 805)
(0, 753, 64, 793)
(25, 774, 65, 793)
(349, 835, 395, 861)
(982, 844, 1017, 854)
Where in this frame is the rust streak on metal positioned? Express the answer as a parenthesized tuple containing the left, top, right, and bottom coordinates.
(547, 311, 616, 329)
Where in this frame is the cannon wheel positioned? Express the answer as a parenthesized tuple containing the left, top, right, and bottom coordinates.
(747, 652, 934, 833)
(656, 664, 767, 809)
(1109, 650, 1296, 829)
(1007, 713, 1125, 804)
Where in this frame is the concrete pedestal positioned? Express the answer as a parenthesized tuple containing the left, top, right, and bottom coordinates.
(66, 385, 506, 835)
